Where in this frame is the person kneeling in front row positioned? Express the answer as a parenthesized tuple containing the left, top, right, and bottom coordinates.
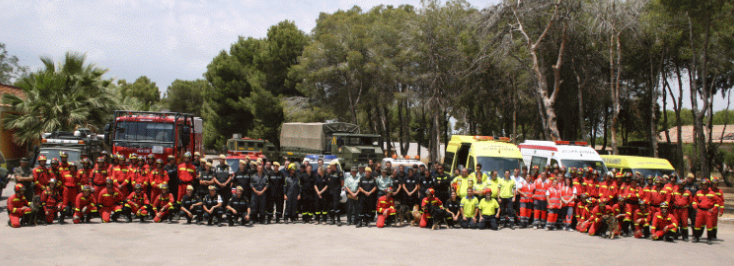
(226, 186, 251, 226)
(477, 188, 501, 230)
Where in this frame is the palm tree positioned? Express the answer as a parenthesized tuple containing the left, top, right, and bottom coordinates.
(1, 52, 116, 145)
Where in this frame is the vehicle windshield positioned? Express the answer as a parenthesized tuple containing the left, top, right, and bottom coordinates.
(35, 149, 81, 167)
(115, 122, 175, 143)
(561, 160, 608, 174)
(114, 122, 175, 148)
(341, 136, 379, 146)
(227, 159, 240, 173)
(630, 169, 677, 178)
(476, 157, 521, 177)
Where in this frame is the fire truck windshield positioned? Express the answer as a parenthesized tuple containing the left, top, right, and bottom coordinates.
(114, 122, 175, 147)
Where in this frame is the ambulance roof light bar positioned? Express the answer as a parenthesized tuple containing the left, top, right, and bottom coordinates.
(555, 140, 588, 146)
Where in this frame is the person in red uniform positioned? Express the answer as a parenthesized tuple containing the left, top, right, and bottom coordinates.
(33, 155, 53, 196)
(663, 174, 676, 193)
(545, 178, 562, 231)
(124, 184, 151, 223)
(598, 172, 617, 203)
(74, 186, 98, 224)
(152, 184, 176, 223)
(7, 184, 33, 228)
(532, 172, 551, 229)
(145, 154, 156, 172)
(419, 188, 444, 228)
(710, 176, 725, 240)
(692, 179, 717, 243)
(518, 173, 535, 228)
(112, 155, 130, 197)
(40, 179, 63, 224)
(634, 199, 653, 238)
(177, 152, 196, 204)
(651, 202, 678, 242)
(645, 176, 669, 216)
(376, 187, 396, 228)
(59, 162, 80, 223)
(587, 199, 617, 237)
(49, 158, 62, 186)
(91, 157, 110, 199)
(623, 175, 642, 237)
(575, 197, 592, 232)
(560, 177, 576, 231)
(611, 196, 627, 234)
(129, 155, 149, 196)
(671, 179, 692, 241)
(78, 158, 93, 188)
(149, 159, 169, 202)
(98, 178, 125, 223)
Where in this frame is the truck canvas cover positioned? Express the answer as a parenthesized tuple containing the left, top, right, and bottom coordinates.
(280, 122, 360, 151)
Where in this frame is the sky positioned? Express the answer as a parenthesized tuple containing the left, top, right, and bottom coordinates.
(1, 0, 728, 112)
(1, 0, 498, 89)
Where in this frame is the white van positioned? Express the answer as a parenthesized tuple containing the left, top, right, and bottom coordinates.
(382, 156, 426, 175)
(518, 140, 608, 173)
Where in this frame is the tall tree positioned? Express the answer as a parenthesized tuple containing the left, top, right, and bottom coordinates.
(2, 52, 116, 144)
(161, 79, 208, 116)
(0, 42, 28, 84)
(117, 76, 161, 108)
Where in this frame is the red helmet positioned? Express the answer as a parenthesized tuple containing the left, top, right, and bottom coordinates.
(60, 151, 69, 158)
(14, 183, 25, 192)
(426, 188, 435, 196)
(484, 188, 492, 196)
(51, 157, 59, 164)
(701, 179, 711, 185)
(38, 155, 47, 161)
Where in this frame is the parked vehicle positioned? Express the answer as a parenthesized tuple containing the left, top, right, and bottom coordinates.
(280, 122, 383, 170)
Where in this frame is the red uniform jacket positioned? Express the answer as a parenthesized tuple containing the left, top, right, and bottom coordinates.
(547, 187, 562, 209)
(533, 178, 550, 201)
(624, 185, 642, 203)
(671, 189, 692, 209)
(651, 211, 677, 234)
(519, 183, 534, 203)
(126, 192, 150, 208)
(583, 178, 599, 198)
(129, 165, 149, 188)
(33, 166, 54, 192)
(710, 187, 724, 212)
(41, 188, 63, 208)
(598, 180, 617, 201)
(75, 193, 97, 211)
(91, 165, 110, 187)
(377, 195, 395, 213)
(576, 203, 590, 221)
(588, 205, 614, 224)
(420, 196, 443, 218)
(98, 187, 124, 207)
(634, 207, 652, 226)
(7, 194, 30, 215)
(692, 187, 717, 210)
(112, 165, 130, 188)
(77, 168, 92, 187)
(153, 192, 175, 211)
(60, 171, 79, 189)
(572, 178, 584, 198)
(177, 163, 196, 184)
(646, 186, 670, 207)
(149, 169, 169, 189)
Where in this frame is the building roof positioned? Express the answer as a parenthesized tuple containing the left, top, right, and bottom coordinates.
(659, 125, 734, 144)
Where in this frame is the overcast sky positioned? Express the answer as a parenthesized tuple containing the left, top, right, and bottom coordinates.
(1, 0, 728, 111)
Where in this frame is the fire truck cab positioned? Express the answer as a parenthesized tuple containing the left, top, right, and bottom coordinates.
(105, 110, 203, 162)
(33, 129, 105, 167)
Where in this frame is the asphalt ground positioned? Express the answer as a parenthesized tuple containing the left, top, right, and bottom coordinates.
(0, 184, 732, 265)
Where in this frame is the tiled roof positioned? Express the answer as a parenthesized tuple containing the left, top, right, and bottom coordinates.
(0, 84, 25, 100)
(659, 125, 734, 144)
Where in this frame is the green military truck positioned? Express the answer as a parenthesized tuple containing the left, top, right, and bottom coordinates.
(279, 122, 384, 170)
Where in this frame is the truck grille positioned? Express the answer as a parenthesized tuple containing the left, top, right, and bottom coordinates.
(362, 149, 374, 154)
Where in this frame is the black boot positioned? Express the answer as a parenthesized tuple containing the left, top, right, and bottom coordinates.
(59, 212, 67, 224)
(664, 232, 675, 242)
(712, 229, 718, 240)
(186, 215, 193, 224)
(706, 230, 713, 244)
(356, 216, 363, 228)
(336, 214, 341, 226)
(228, 215, 235, 226)
(331, 215, 336, 225)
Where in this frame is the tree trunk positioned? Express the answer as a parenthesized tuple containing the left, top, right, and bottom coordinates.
(602, 104, 609, 152)
(398, 96, 406, 156)
(650, 55, 658, 157)
(610, 32, 622, 155)
(673, 64, 685, 175)
(688, 15, 711, 180)
(662, 76, 670, 143)
(432, 102, 441, 164)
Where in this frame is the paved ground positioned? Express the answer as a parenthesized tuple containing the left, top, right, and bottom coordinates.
(0, 184, 732, 265)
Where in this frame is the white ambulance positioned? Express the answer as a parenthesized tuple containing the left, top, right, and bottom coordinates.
(518, 140, 608, 174)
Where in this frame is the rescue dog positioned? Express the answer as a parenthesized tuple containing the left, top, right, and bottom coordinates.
(422, 203, 451, 230)
(25, 195, 42, 226)
(602, 215, 620, 239)
(394, 201, 411, 227)
(411, 204, 421, 226)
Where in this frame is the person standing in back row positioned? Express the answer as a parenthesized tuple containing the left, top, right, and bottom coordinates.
(344, 167, 361, 226)
(283, 164, 301, 224)
(176, 152, 196, 205)
(357, 167, 377, 228)
(326, 161, 344, 226)
(250, 164, 269, 224)
(214, 155, 233, 207)
(267, 161, 285, 224)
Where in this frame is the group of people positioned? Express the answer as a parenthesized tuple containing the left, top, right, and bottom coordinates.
(6, 152, 726, 244)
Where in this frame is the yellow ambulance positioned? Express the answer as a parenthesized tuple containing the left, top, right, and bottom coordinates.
(600, 155, 677, 177)
(444, 135, 523, 176)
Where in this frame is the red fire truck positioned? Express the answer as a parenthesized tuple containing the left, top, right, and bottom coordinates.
(104, 111, 203, 162)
